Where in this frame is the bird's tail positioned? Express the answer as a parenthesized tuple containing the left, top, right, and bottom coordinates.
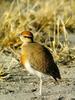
(48, 62, 61, 81)
(52, 62, 61, 81)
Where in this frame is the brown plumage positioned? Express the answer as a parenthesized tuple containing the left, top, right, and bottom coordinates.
(18, 31, 61, 95)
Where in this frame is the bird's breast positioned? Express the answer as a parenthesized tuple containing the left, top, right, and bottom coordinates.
(20, 49, 35, 74)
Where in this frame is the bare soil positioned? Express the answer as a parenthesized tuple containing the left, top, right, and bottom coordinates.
(0, 34, 75, 100)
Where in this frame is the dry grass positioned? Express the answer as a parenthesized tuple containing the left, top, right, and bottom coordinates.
(0, 0, 75, 59)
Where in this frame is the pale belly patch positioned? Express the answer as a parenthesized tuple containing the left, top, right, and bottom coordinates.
(24, 60, 42, 78)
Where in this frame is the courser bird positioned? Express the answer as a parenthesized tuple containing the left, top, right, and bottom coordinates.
(18, 31, 61, 95)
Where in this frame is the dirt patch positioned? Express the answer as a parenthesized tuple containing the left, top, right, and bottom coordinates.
(0, 47, 75, 100)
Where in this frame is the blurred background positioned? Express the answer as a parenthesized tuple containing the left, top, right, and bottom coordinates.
(0, 0, 75, 61)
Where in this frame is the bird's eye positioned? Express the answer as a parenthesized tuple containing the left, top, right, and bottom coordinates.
(24, 36, 31, 38)
(24, 36, 27, 38)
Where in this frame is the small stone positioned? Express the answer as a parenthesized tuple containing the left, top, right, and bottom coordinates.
(31, 88, 37, 92)
(58, 97, 64, 100)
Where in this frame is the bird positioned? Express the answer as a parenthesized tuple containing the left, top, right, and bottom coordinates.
(18, 31, 61, 95)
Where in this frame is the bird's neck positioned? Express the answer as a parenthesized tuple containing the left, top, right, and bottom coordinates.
(21, 41, 33, 47)
(21, 43, 28, 48)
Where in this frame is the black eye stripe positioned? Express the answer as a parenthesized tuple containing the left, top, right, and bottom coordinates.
(24, 36, 31, 38)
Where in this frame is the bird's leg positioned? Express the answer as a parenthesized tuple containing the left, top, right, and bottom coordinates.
(39, 77, 42, 95)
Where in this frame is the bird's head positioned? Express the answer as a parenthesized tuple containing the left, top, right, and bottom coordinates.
(18, 31, 34, 44)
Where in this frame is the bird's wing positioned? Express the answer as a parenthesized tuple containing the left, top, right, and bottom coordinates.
(28, 43, 54, 74)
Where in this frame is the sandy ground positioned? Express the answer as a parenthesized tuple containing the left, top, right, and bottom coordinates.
(0, 34, 75, 100)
